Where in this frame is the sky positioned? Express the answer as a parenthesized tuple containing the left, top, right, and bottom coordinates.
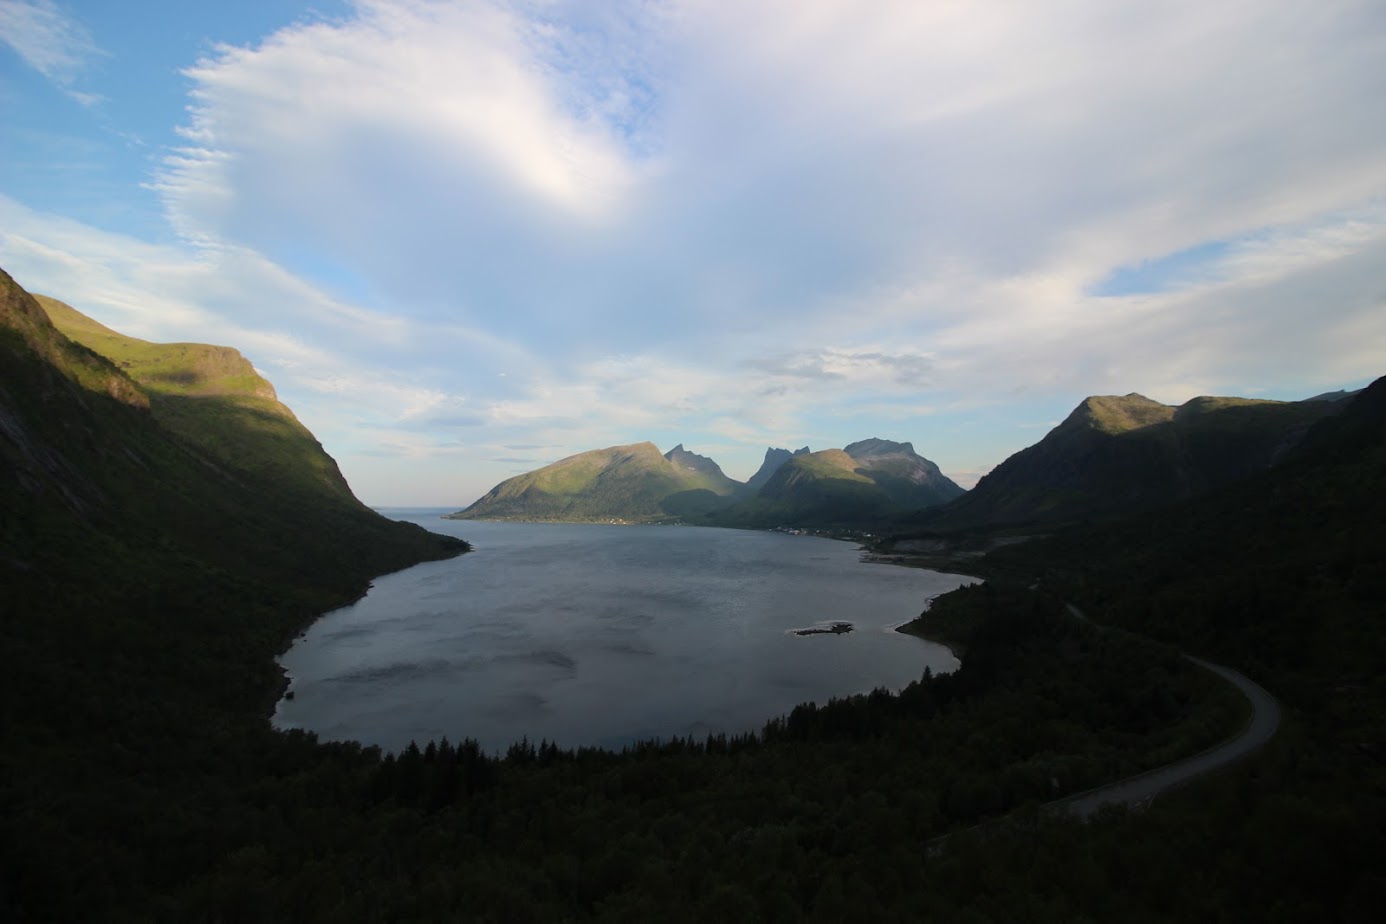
(3, 0, 1384, 506)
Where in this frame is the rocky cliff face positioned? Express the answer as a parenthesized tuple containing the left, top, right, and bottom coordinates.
(664, 444, 740, 494)
(738, 445, 811, 496)
(843, 438, 966, 509)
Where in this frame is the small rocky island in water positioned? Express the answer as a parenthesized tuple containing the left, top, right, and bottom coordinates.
(792, 621, 854, 636)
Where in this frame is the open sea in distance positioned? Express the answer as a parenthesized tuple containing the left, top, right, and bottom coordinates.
(273, 511, 972, 754)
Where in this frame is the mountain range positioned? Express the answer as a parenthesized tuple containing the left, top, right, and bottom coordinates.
(449, 437, 965, 526)
(449, 387, 1349, 531)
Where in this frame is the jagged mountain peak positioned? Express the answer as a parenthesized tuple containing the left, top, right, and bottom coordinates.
(664, 443, 734, 481)
(738, 445, 813, 497)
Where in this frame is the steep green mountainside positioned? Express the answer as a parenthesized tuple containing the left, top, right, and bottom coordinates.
(914, 390, 1342, 531)
(2, 265, 465, 695)
(38, 294, 355, 501)
(736, 444, 811, 496)
(447, 441, 742, 522)
(760, 448, 879, 498)
(2, 266, 467, 917)
(710, 440, 962, 528)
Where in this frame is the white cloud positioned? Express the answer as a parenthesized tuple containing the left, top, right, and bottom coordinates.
(145, 0, 1386, 352)
(0, 0, 104, 104)
(157, 0, 647, 243)
(0, 194, 481, 455)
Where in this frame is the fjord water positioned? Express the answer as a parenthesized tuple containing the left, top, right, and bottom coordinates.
(274, 513, 968, 754)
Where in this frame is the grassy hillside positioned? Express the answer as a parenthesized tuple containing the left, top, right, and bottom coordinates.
(709, 449, 889, 527)
(709, 442, 962, 529)
(736, 445, 811, 497)
(38, 294, 355, 501)
(450, 441, 741, 522)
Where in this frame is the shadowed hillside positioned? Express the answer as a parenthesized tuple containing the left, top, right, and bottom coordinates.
(912, 391, 1343, 532)
(933, 376, 1386, 919)
(2, 264, 466, 730)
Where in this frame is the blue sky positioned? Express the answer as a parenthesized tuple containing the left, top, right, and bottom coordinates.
(3, 0, 1385, 505)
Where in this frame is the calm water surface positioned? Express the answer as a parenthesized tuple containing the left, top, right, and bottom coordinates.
(273, 512, 970, 754)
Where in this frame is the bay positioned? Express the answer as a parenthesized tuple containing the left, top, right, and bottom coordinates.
(273, 512, 971, 754)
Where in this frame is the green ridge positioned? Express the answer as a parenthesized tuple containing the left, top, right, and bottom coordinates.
(710, 442, 963, 528)
(448, 441, 741, 522)
(38, 294, 353, 500)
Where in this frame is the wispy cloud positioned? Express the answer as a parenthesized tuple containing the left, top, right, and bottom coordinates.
(0, 0, 104, 104)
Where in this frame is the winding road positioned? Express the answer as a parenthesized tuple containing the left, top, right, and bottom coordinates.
(927, 606, 1281, 853)
(1053, 654, 1281, 818)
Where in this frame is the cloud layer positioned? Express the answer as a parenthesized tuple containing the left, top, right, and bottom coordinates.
(3, 0, 1385, 503)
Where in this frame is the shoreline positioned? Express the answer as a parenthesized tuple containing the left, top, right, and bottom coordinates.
(889, 582, 979, 660)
